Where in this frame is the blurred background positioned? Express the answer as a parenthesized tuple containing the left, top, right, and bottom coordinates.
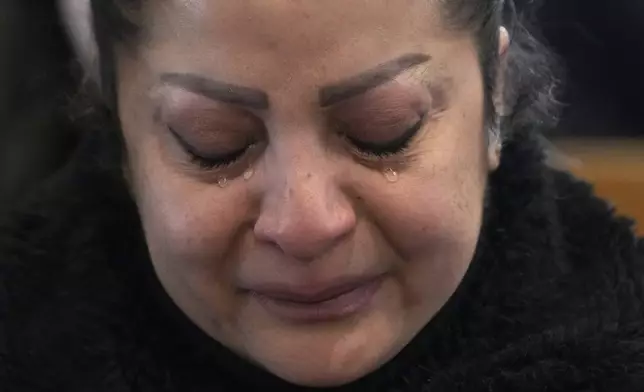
(0, 1, 77, 212)
(0, 0, 642, 231)
(537, 0, 644, 234)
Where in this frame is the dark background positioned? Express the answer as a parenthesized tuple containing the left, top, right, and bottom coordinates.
(1, 0, 643, 212)
(539, 0, 644, 137)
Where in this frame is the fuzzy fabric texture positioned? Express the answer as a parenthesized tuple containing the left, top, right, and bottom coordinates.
(0, 127, 643, 392)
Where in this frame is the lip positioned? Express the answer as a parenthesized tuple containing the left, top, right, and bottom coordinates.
(247, 275, 384, 323)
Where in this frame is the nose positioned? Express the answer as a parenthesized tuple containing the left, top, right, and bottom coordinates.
(254, 159, 356, 260)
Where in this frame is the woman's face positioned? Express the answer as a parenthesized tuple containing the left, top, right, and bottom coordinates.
(117, 0, 498, 386)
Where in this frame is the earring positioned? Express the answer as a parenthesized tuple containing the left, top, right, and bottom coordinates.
(487, 123, 503, 170)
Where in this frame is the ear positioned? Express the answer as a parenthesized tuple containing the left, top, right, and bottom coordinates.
(488, 26, 510, 171)
(493, 26, 510, 116)
(57, 0, 100, 84)
(498, 26, 510, 57)
(487, 132, 502, 171)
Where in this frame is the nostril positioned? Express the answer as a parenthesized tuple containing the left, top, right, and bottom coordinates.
(254, 196, 357, 260)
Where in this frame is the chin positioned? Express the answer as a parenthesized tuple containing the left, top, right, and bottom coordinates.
(230, 279, 408, 387)
(283, 372, 365, 388)
(242, 317, 405, 388)
(265, 356, 378, 388)
(249, 333, 390, 387)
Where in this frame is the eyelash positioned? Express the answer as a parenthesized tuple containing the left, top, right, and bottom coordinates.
(343, 115, 426, 159)
(173, 116, 425, 170)
(186, 146, 250, 170)
(169, 126, 250, 170)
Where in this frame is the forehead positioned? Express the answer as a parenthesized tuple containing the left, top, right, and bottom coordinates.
(132, 0, 468, 92)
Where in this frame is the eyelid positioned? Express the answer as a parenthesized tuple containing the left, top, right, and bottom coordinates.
(168, 126, 250, 166)
(155, 87, 267, 131)
(347, 115, 424, 149)
(168, 126, 208, 157)
(154, 94, 264, 172)
(160, 104, 266, 155)
(344, 113, 427, 160)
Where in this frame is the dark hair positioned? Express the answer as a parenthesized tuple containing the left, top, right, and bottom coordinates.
(89, 0, 559, 143)
(439, 0, 560, 141)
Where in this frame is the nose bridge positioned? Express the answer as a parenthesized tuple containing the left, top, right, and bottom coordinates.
(264, 116, 335, 212)
(254, 136, 356, 259)
(266, 124, 327, 193)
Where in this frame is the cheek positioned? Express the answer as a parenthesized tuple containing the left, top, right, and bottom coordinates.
(118, 93, 249, 275)
(122, 119, 254, 335)
(379, 119, 486, 254)
(363, 156, 486, 319)
(365, 157, 485, 263)
(132, 154, 250, 278)
(356, 94, 488, 307)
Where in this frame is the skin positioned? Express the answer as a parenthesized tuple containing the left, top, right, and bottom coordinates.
(116, 0, 508, 387)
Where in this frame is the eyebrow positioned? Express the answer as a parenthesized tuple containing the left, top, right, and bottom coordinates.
(159, 73, 270, 110)
(158, 52, 430, 111)
(318, 53, 431, 108)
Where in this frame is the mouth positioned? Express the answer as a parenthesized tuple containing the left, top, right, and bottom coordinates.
(247, 275, 384, 323)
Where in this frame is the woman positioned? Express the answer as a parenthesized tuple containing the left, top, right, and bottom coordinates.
(1, 0, 643, 390)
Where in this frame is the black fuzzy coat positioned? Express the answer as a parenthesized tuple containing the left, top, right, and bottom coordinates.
(1, 128, 643, 392)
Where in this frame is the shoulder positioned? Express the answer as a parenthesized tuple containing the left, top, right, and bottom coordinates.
(0, 140, 135, 299)
(0, 141, 148, 390)
(488, 134, 643, 322)
(433, 318, 644, 391)
(551, 168, 644, 318)
(469, 168, 644, 391)
(434, 134, 644, 391)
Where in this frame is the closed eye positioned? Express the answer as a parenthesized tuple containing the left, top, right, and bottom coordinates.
(344, 115, 426, 158)
(169, 126, 252, 170)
